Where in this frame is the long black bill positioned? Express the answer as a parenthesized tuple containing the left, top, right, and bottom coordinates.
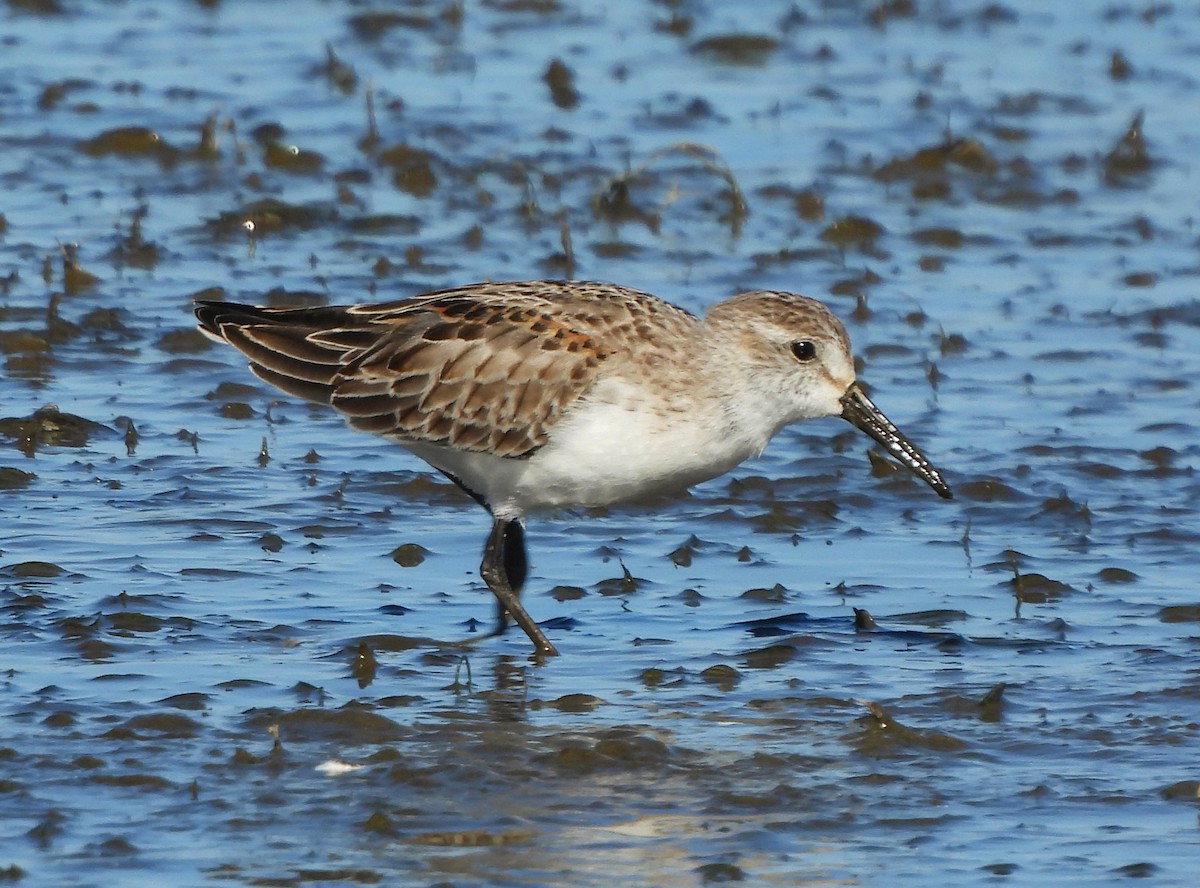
(839, 382, 952, 499)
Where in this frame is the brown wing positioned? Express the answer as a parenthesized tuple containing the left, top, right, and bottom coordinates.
(194, 283, 616, 458)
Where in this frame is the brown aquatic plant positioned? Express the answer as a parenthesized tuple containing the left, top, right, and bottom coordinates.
(594, 142, 749, 237)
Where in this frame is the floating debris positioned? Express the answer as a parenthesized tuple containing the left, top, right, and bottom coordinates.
(690, 33, 779, 65)
(543, 57, 580, 109)
(1103, 111, 1152, 184)
(0, 405, 111, 456)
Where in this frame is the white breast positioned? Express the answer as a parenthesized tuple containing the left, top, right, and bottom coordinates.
(402, 376, 766, 519)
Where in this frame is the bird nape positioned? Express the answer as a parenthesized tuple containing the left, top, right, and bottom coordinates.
(195, 279, 952, 657)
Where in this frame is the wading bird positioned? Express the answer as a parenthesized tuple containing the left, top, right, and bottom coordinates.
(196, 280, 951, 656)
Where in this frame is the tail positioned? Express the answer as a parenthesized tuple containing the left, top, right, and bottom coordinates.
(194, 301, 375, 405)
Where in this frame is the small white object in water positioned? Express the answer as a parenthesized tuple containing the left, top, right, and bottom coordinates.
(315, 759, 364, 776)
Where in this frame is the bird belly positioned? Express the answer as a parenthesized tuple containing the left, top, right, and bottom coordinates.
(403, 392, 760, 518)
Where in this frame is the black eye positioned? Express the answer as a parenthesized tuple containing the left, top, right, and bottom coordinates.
(790, 340, 816, 362)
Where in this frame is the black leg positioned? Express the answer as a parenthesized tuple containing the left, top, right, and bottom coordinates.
(480, 517, 558, 656)
(492, 518, 528, 632)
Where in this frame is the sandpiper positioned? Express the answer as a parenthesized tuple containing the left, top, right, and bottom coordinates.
(195, 280, 951, 656)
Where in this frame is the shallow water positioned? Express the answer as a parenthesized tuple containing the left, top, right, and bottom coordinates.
(2, 1, 1199, 885)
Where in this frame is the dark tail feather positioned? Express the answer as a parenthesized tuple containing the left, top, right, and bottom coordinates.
(194, 301, 363, 406)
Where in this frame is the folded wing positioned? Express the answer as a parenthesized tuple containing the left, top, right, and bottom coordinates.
(195, 287, 610, 458)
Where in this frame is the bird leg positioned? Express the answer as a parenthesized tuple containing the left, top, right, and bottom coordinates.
(489, 516, 526, 635)
(480, 517, 558, 656)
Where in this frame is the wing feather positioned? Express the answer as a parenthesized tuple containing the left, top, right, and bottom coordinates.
(193, 281, 663, 458)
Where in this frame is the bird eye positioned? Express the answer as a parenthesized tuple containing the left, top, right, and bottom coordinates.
(790, 340, 817, 362)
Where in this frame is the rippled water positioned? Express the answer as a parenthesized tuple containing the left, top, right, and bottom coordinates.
(2, 1, 1199, 885)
